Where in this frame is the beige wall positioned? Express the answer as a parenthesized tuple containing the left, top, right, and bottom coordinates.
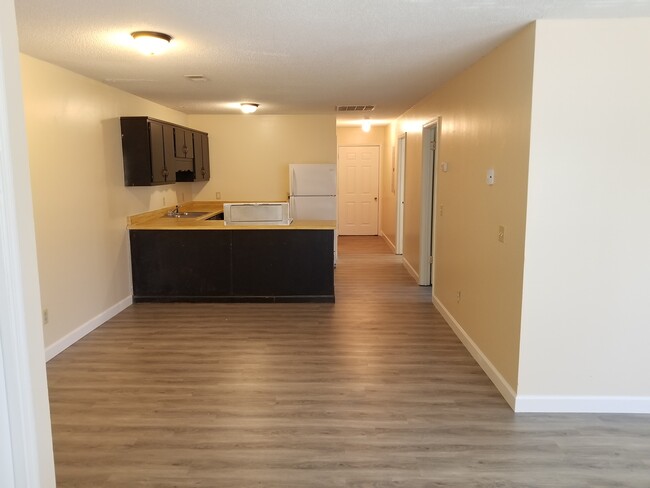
(385, 25, 536, 392)
(188, 114, 337, 201)
(518, 19, 650, 403)
(21, 55, 191, 349)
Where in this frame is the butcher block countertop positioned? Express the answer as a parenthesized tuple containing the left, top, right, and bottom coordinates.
(127, 201, 336, 231)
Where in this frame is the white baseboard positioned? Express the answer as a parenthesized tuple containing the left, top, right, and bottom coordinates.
(515, 395, 650, 414)
(433, 295, 517, 410)
(45, 296, 132, 361)
(433, 296, 650, 414)
(380, 232, 396, 253)
(402, 257, 419, 282)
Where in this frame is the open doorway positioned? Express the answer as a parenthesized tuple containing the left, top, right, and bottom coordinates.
(395, 134, 407, 255)
(418, 119, 439, 286)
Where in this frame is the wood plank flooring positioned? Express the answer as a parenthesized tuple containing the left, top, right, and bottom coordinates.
(47, 236, 650, 487)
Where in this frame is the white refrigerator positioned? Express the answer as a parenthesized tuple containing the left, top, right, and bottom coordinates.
(289, 163, 337, 264)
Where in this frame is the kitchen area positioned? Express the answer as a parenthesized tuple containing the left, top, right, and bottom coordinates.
(20, 50, 343, 354)
(122, 116, 339, 303)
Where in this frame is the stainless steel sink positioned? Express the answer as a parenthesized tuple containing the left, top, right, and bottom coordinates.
(163, 211, 209, 219)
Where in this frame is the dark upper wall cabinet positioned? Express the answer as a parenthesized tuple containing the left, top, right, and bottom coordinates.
(121, 117, 174, 185)
(120, 116, 210, 186)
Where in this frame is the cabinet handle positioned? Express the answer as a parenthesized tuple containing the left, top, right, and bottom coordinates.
(162, 169, 169, 177)
(202, 169, 206, 176)
(183, 145, 188, 155)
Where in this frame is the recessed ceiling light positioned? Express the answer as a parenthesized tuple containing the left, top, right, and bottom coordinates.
(240, 103, 259, 114)
(131, 31, 172, 56)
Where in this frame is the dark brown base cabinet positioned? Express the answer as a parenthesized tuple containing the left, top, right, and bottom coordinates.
(129, 230, 335, 302)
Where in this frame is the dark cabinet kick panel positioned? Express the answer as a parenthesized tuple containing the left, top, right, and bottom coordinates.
(129, 229, 334, 303)
(121, 116, 210, 186)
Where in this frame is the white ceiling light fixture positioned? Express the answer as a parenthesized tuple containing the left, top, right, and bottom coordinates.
(240, 103, 259, 114)
(361, 118, 371, 133)
(131, 31, 172, 56)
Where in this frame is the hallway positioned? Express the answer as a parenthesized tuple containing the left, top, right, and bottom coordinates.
(46, 236, 650, 487)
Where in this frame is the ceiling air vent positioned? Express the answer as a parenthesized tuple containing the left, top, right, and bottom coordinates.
(184, 75, 209, 82)
(336, 105, 375, 112)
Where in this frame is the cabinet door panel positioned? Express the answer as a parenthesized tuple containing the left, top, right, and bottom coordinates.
(192, 132, 210, 181)
(149, 121, 167, 183)
(201, 133, 210, 181)
(174, 128, 194, 159)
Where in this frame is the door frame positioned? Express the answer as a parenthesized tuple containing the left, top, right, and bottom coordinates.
(395, 134, 407, 255)
(0, 2, 56, 485)
(337, 145, 380, 236)
(418, 118, 440, 286)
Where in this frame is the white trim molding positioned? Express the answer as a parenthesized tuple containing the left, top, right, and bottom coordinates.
(515, 395, 650, 414)
(433, 296, 517, 409)
(0, 0, 56, 484)
(402, 257, 419, 283)
(380, 231, 397, 253)
(45, 296, 133, 361)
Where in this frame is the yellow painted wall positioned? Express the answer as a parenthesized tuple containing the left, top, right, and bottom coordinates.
(21, 55, 191, 349)
(336, 125, 386, 147)
(385, 25, 536, 391)
(188, 114, 337, 201)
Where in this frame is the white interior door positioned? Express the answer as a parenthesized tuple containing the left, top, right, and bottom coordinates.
(338, 146, 379, 235)
(419, 120, 438, 286)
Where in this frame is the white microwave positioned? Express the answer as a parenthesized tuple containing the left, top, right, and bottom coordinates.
(223, 202, 292, 226)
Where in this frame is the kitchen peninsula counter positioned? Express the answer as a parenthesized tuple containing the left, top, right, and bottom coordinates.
(128, 201, 335, 231)
(127, 201, 335, 303)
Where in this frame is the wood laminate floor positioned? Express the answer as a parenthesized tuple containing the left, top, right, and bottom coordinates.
(47, 236, 650, 487)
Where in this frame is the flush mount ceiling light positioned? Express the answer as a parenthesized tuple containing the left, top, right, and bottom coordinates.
(131, 31, 172, 55)
(240, 103, 259, 114)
